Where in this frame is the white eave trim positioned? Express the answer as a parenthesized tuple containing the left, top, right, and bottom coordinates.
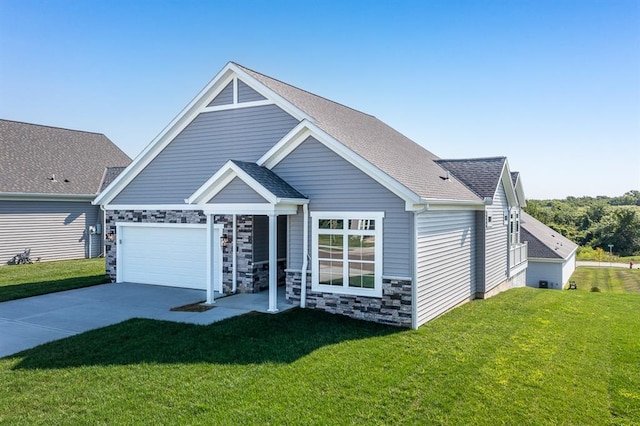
(528, 256, 566, 264)
(186, 160, 307, 206)
(93, 61, 313, 207)
(494, 160, 519, 208)
(0, 192, 96, 202)
(257, 120, 424, 211)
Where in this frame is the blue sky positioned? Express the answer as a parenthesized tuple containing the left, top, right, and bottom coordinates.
(1, 0, 638, 199)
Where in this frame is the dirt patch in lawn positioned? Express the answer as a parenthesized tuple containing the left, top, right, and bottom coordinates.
(170, 301, 215, 312)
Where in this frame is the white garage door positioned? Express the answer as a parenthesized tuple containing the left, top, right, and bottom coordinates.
(118, 224, 207, 290)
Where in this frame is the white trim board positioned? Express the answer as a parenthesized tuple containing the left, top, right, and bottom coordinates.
(94, 62, 312, 207)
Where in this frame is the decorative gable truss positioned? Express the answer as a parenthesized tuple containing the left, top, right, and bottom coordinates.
(94, 63, 312, 207)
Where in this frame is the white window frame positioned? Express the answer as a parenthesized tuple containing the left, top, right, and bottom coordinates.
(311, 211, 384, 298)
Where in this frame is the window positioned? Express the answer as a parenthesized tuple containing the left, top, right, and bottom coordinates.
(509, 209, 520, 244)
(311, 212, 384, 297)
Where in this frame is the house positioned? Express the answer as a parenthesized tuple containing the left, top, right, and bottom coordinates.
(0, 119, 131, 264)
(521, 211, 578, 289)
(94, 62, 528, 328)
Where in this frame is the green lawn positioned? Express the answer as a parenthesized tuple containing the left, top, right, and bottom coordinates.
(1, 287, 638, 425)
(0, 258, 107, 302)
(569, 267, 640, 293)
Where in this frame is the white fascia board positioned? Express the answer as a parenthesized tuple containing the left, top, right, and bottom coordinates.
(228, 63, 312, 122)
(201, 99, 275, 113)
(258, 120, 423, 210)
(94, 66, 236, 206)
(528, 257, 565, 264)
(416, 199, 485, 211)
(276, 197, 309, 205)
(500, 161, 519, 207)
(104, 204, 207, 211)
(514, 175, 527, 208)
(187, 161, 237, 204)
(95, 62, 311, 206)
(187, 161, 278, 205)
(1, 192, 96, 202)
(201, 203, 298, 215)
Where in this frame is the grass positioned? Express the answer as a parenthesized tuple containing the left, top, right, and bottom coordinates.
(569, 267, 640, 293)
(1, 287, 638, 425)
(0, 258, 107, 302)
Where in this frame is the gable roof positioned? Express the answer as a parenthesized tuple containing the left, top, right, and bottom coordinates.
(229, 161, 306, 200)
(435, 156, 518, 203)
(234, 63, 480, 204)
(95, 62, 494, 206)
(520, 211, 578, 260)
(510, 171, 527, 207)
(187, 160, 307, 206)
(0, 119, 131, 196)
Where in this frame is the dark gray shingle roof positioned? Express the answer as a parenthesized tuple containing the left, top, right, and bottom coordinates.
(99, 166, 128, 193)
(435, 157, 506, 199)
(0, 119, 131, 195)
(510, 171, 519, 187)
(231, 160, 306, 199)
(234, 63, 480, 203)
(521, 211, 578, 260)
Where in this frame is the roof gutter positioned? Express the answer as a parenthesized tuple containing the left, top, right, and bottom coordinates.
(0, 192, 96, 202)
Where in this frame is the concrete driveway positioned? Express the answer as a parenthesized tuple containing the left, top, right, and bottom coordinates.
(0, 283, 293, 358)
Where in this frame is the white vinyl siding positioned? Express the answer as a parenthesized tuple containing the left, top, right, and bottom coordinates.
(0, 200, 101, 264)
(273, 137, 411, 277)
(117, 224, 207, 290)
(415, 210, 476, 327)
(484, 183, 508, 292)
(112, 104, 299, 204)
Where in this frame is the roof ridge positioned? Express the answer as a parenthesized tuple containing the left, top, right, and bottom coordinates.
(231, 62, 376, 119)
(0, 118, 106, 137)
(436, 156, 506, 162)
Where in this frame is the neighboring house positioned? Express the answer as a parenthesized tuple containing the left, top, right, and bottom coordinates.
(521, 211, 578, 289)
(0, 120, 131, 264)
(95, 62, 528, 329)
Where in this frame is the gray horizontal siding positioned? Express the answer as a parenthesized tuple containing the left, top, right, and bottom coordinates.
(273, 137, 411, 277)
(113, 105, 299, 204)
(0, 200, 101, 264)
(253, 215, 287, 263)
(208, 177, 268, 204)
(208, 81, 233, 106)
(238, 80, 266, 103)
(484, 183, 508, 292)
(415, 210, 475, 326)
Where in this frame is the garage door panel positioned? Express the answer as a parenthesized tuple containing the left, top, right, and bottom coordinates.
(119, 225, 207, 290)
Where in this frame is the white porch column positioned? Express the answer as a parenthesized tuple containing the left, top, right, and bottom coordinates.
(205, 214, 216, 305)
(268, 213, 278, 312)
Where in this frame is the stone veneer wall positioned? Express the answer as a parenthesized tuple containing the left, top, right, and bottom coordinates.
(285, 270, 413, 327)
(252, 260, 287, 292)
(106, 210, 283, 295)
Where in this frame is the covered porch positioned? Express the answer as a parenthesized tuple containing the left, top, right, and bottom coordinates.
(188, 160, 309, 313)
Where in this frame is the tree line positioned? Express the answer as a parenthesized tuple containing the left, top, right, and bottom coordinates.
(523, 190, 640, 257)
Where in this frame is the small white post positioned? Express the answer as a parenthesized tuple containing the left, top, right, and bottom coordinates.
(268, 213, 278, 312)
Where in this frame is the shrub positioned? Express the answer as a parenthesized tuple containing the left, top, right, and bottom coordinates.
(590, 286, 601, 292)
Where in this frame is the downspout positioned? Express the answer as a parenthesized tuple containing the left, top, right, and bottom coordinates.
(100, 204, 107, 258)
(232, 214, 237, 293)
(300, 203, 309, 308)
